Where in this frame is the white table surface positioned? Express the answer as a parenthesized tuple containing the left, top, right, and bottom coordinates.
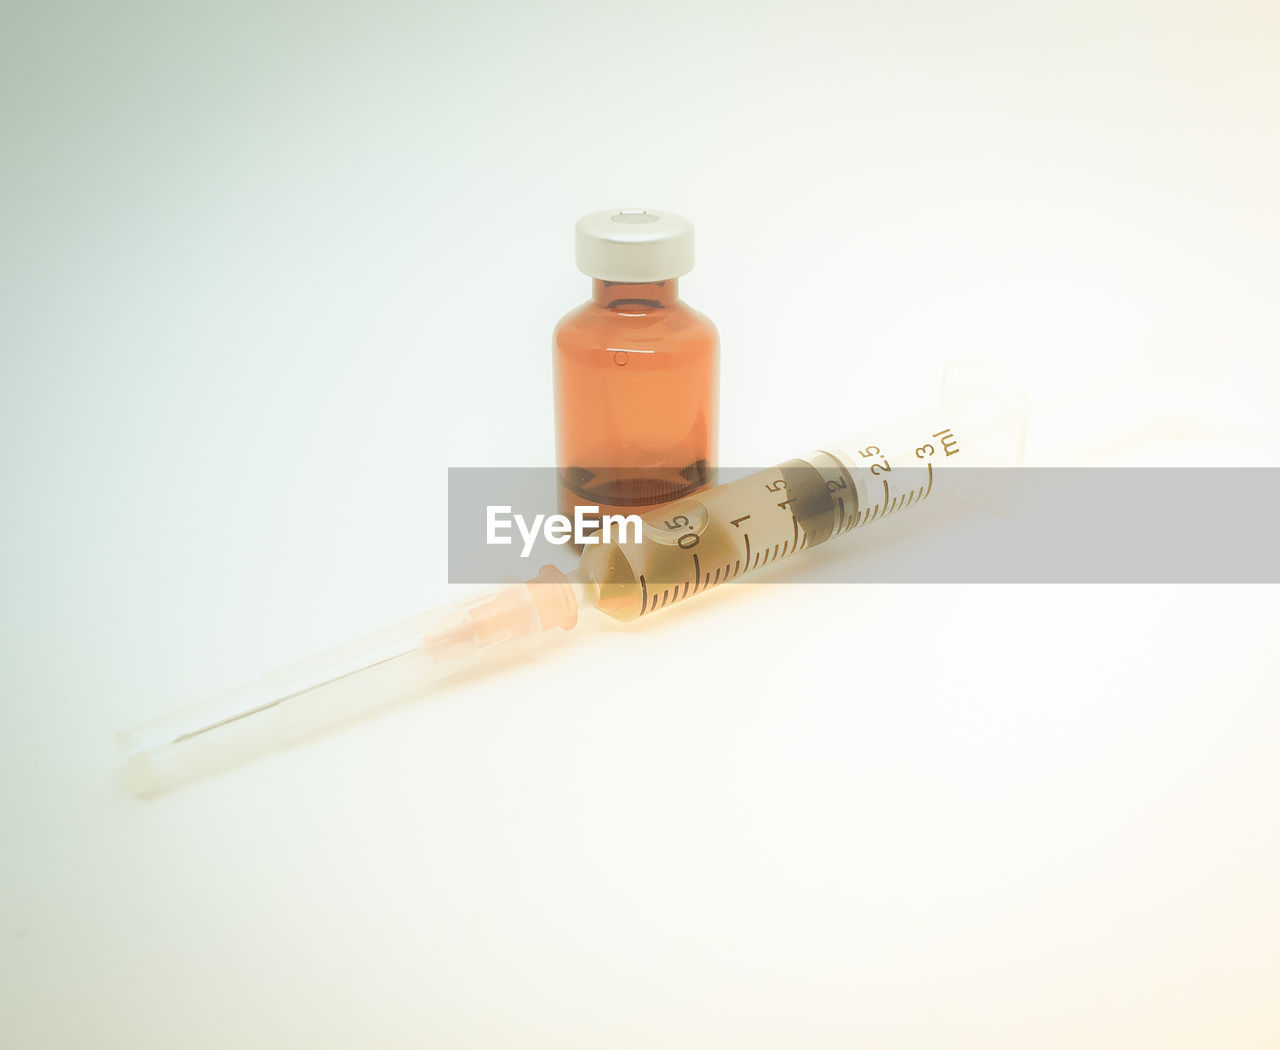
(3, 3, 1277, 1047)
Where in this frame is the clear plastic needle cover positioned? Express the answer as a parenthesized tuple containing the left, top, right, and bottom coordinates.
(119, 362, 1025, 795)
(118, 566, 577, 795)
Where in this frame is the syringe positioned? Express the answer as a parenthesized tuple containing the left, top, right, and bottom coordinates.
(119, 364, 1025, 794)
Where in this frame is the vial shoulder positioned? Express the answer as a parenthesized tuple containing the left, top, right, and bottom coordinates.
(553, 299, 717, 351)
(676, 300, 719, 342)
(552, 300, 597, 340)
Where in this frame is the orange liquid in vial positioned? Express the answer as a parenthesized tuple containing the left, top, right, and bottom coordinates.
(554, 277, 718, 518)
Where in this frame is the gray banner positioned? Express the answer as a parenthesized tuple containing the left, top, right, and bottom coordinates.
(447, 468, 1280, 584)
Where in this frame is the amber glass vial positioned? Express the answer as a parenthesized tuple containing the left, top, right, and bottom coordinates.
(554, 208, 718, 518)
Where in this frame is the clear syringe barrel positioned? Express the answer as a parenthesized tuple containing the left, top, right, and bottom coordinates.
(576, 362, 1026, 621)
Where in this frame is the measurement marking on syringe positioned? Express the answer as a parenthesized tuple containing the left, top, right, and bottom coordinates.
(743, 534, 752, 568)
(925, 462, 933, 498)
(691, 553, 701, 594)
(682, 580, 690, 599)
(639, 574, 649, 615)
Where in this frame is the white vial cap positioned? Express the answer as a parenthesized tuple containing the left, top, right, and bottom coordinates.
(574, 208, 695, 283)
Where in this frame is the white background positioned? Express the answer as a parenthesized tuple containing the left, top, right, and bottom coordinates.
(2, 1, 1278, 1047)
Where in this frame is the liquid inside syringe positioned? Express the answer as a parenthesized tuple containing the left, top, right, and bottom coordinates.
(579, 439, 951, 621)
